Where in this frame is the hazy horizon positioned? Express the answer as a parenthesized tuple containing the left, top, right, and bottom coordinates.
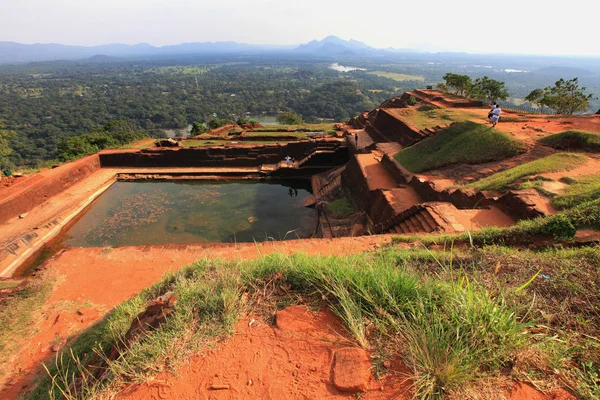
(2, 0, 598, 57)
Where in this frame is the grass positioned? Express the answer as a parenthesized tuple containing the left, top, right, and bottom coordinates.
(394, 107, 482, 130)
(0, 280, 22, 289)
(28, 243, 600, 399)
(552, 173, 600, 209)
(393, 198, 600, 248)
(367, 71, 425, 82)
(394, 121, 527, 173)
(327, 198, 354, 218)
(0, 273, 55, 382)
(255, 123, 337, 134)
(243, 131, 308, 138)
(463, 153, 588, 191)
(539, 130, 600, 152)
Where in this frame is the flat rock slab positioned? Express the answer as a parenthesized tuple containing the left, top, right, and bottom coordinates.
(332, 347, 371, 393)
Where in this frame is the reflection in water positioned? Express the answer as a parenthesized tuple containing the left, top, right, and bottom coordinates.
(64, 180, 315, 247)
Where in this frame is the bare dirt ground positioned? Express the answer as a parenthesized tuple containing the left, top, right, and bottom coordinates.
(0, 236, 394, 399)
(119, 306, 412, 400)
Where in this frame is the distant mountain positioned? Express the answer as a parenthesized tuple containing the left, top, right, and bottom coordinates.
(0, 41, 294, 64)
(0, 36, 426, 64)
(294, 35, 379, 55)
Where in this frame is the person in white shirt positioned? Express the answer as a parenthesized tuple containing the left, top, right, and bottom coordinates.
(489, 105, 501, 127)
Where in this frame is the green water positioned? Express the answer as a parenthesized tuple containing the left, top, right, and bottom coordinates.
(64, 180, 315, 247)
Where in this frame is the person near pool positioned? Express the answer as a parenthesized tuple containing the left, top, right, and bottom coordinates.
(489, 104, 501, 127)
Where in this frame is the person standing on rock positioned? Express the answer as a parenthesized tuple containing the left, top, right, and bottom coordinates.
(489, 104, 501, 127)
(355, 133, 359, 147)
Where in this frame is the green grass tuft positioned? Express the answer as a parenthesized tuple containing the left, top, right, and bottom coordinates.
(552, 173, 600, 209)
(464, 153, 588, 191)
(539, 130, 600, 152)
(394, 121, 526, 173)
(327, 198, 354, 218)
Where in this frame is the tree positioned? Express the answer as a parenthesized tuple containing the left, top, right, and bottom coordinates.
(207, 118, 234, 130)
(536, 78, 595, 115)
(277, 112, 303, 125)
(435, 82, 449, 92)
(190, 122, 208, 135)
(524, 88, 545, 110)
(442, 73, 473, 97)
(0, 122, 16, 171)
(472, 76, 509, 103)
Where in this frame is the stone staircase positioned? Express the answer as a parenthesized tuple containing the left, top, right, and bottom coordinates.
(377, 202, 466, 235)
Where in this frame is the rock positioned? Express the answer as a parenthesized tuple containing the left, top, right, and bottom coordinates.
(210, 384, 230, 390)
(19, 213, 28, 219)
(332, 347, 371, 393)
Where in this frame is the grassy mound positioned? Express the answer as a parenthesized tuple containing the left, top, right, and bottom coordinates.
(28, 240, 600, 399)
(327, 198, 354, 218)
(540, 130, 600, 152)
(394, 121, 526, 172)
(464, 153, 588, 191)
(552, 173, 600, 209)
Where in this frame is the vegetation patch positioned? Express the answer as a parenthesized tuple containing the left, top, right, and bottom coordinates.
(397, 108, 480, 130)
(552, 173, 600, 209)
(0, 273, 55, 383)
(30, 241, 600, 399)
(464, 153, 588, 191)
(393, 198, 600, 246)
(367, 71, 425, 82)
(327, 198, 354, 218)
(539, 130, 600, 152)
(394, 121, 526, 172)
(254, 123, 337, 134)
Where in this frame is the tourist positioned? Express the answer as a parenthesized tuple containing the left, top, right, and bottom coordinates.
(355, 133, 359, 147)
(489, 104, 501, 127)
(285, 155, 291, 165)
(487, 102, 497, 120)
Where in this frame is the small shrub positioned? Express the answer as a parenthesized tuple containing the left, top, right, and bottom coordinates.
(417, 104, 436, 112)
(408, 95, 418, 106)
(327, 198, 354, 218)
(530, 213, 577, 239)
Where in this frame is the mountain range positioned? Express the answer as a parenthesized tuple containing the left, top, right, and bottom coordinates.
(0, 36, 423, 64)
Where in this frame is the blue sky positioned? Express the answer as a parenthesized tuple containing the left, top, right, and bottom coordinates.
(2, 0, 598, 56)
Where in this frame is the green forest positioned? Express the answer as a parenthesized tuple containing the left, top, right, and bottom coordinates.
(1, 54, 599, 169)
(0, 58, 416, 168)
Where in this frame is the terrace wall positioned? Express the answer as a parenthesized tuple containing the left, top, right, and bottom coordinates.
(99, 141, 347, 168)
(0, 155, 101, 224)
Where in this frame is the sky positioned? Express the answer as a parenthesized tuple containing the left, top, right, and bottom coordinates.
(1, 0, 598, 56)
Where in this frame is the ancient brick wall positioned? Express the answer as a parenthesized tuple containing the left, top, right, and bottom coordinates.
(0, 155, 101, 224)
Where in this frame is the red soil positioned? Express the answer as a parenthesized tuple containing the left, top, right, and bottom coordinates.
(119, 306, 411, 400)
(1, 236, 394, 399)
(355, 153, 397, 190)
(0, 155, 102, 224)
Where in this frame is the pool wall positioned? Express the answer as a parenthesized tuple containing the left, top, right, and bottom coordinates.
(0, 155, 102, 224)
(98, 140, 347, 168)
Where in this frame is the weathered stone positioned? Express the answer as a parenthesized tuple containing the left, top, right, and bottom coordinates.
(332, 347, 371, 393)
